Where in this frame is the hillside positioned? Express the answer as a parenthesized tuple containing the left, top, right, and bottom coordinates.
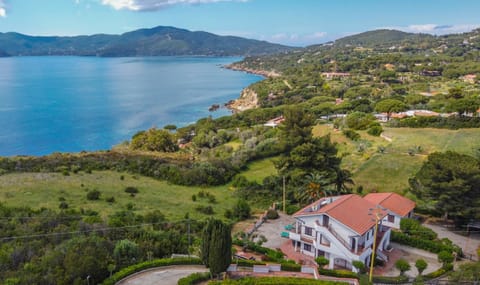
(0, 26, 295, 57)
(333, 29, 434, 47)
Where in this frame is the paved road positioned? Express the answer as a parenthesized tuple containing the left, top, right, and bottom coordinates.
(424, 223, 480, 261)
(117, 265, 208, 285)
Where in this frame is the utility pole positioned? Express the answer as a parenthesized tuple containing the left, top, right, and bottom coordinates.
(368, 206, 384, 283)
(283, 176, 286, 213)
(187, 217, 191, 257)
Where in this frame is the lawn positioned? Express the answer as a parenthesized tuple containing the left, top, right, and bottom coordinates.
(242, 158, 277, 183)
(313, 125, 480, 194)
(0, 170, 237, 221)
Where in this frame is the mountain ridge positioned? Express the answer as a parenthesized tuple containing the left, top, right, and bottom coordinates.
(0, 26, 295, 57)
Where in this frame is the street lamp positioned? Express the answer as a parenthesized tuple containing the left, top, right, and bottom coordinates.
(368, 206, 385, 283)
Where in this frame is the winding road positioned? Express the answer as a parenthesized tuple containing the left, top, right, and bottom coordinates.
(116, 265, 208, 285)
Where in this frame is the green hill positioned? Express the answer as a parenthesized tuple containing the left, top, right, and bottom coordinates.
(333, 29, 434, 47)
(0, 26, 295, 57)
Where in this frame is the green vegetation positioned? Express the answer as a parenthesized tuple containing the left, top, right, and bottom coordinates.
(0, 26, 293, 57)
(411, 151, 480, 226)
(201, 219, 232, 276)
(0, 171, 236, 220)
(100, 258, 202, 285)
(209, 277, 344, 285)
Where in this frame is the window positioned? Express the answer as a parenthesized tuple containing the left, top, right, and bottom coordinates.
(388, 214, 395, 223)
(303, 243, 312, 252)
(304, 226, 313, 236)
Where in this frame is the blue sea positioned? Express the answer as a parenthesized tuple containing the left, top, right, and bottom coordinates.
(0, 56, 262, 156)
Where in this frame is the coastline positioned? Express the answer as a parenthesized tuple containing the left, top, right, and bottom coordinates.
(223, 63, 280, 112)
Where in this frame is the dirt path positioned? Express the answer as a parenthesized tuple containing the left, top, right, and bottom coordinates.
(116, 265, 208, 285)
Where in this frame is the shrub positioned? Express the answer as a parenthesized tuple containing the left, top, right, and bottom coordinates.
(280, 262, 301, 272)
(367, 125, 383, 136)
(437, 251, 454, 267)
(315, 256, 329, 268)
(318, 268, 359, 279)
(343, 129, 361, 141)
(191, 194, 197, 202)
(224, 209, 233, 219)
(100, 258, 202, 285)
(266, 209, 279, 220)
(106, 196, 115, 203)
(372, 275, 409, 283)
(285, 204, 300, 215)
(177, 272, 210, 285)
(124, 186, 139, 196)
(422, 263, 453, 279)
(352, 260, 366, 274)
(415, 258, 428, 276)
(391, 231, 461, 255)
(195, 205, 214, 215)
(86, 189, 101, 200)
(232, 200, 251, 220)
(59, 201, 69, 209)
(395, 259, 411, 275)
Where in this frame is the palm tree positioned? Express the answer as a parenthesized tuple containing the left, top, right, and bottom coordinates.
(332, 168, 354, 195)
(297, 172, 332, 204)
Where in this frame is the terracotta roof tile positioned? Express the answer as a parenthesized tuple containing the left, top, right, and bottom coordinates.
(293, 194, 387, 235)
(364, 192, 416, 217)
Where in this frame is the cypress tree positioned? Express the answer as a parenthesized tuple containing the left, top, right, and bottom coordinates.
(201, 219, 232, 276)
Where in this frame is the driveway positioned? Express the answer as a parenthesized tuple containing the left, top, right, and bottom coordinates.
(254, 212, 295, 249)
(117, 265, 208, 285)
(424, 223, 480, 261)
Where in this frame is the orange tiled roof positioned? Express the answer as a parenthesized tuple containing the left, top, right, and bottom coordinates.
(364, 192, 416, 217)
(293, 194, 387, 235)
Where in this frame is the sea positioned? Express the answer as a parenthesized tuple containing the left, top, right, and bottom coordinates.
(0, 56, 262, 156)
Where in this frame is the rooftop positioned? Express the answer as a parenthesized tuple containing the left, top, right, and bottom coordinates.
(293, 194, 388, 235)
(364, 192, 416, 217)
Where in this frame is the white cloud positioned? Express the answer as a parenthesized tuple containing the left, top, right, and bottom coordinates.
(102, 0, 246, 11)
(382, 24, 480, 35)
(0, 0, 6, 17)
(267, 31, 327, 46)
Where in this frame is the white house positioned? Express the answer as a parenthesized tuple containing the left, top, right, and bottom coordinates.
(364, 192, 416, 229)
(288, 194, 392, 272)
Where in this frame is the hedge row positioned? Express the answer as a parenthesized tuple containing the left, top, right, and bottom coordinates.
(100, 257, 202, 285)
(209, 277, 345, 284)
(233, 239, 284, 262)
(318, 268, 359, 279)
(422, 263, 453, 280)
(372, 275, 409, 284)
(280, 262, 301, 272)
(391, 231, 462, 255)
(391, 116, 480, 129)
(234, 259, 266, 267)
(177, 272, 211, 285)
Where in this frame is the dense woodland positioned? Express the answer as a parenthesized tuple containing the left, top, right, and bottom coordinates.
(1, 29, 480, 284)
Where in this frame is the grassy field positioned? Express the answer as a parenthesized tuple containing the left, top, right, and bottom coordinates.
(243, 158, 277, 183)
(0, 157, 280, 220)
(2, 126, 479, 218)
(313, 125, 480, 194)
(0, 171, 237, 221)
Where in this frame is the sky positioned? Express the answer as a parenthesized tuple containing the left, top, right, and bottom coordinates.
(0, 0, 480, 46)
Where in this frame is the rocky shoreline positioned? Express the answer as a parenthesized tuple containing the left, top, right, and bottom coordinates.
(224, 63, 281, 78)
(225, 87, 259, 113)
(222, 64, 280, 112)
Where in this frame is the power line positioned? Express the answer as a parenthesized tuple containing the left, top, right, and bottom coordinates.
(0, 219, 196, 242)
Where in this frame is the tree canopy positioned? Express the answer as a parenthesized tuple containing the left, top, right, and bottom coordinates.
(410, 151, 480, 226)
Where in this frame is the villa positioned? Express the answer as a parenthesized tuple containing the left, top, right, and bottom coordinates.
(286, 193, 415, 272)
(364, 192, 416, 229)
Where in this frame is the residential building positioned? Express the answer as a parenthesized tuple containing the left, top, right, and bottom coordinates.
(364, 192, 416, 229)
(287, 194, 391, 272)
